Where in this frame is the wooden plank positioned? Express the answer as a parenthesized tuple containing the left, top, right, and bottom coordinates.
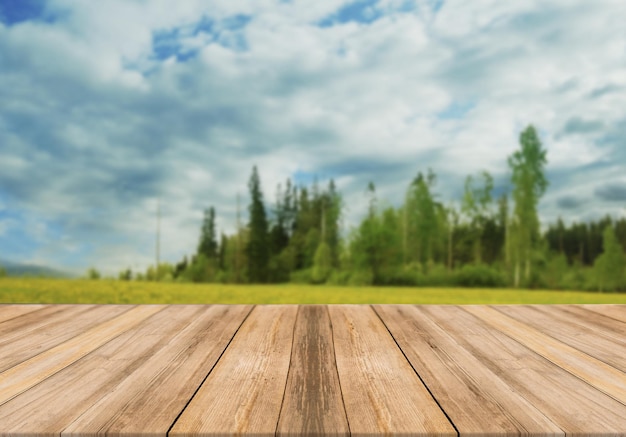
(495, 305, 626, 373)
(0, 304, 46, 323)
(0, 305, 200, 435)
(61, 305, 253, 436)
(328, 305, 455, 437)
(581, 304, 626, 323)
(0, 304, 89, 344)
(546, 305, 626, 344)
(465, 305, 626, 405)
(373, 304, 563, 436)
(0, 304, 164, 405)
(170, 305, 298, 437)
(276, 305, 350, 437)
(424, 305, 626, 435)
(0, 305, 130, 372)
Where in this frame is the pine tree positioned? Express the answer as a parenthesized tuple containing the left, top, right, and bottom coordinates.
(246, 166, 269, 283)
(198, 207, 218, 261)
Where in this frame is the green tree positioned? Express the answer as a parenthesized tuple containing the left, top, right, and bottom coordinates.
(312, 241, 332, 283)
(593, 225, 625, 292)
(461, 171, 494, 264)
(405, 169, 438, 270)
(0, 265, 7, 278)
(508, 125, 548, 287)
(444, 203, 460, 271)
(173, 256, 188, 279)
(323, 179, 342, 268)
(350, 183, 400, 284)
(246, 166, 269, 283)
(118, 268, 132, 281)
(198, 207, 218, 261)
(87, 267, 100, 280)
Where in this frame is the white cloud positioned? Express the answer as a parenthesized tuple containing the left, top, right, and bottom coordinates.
(1, 0, 625, 274)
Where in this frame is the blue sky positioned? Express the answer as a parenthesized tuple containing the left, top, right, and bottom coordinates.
(1, 0, 625, 275)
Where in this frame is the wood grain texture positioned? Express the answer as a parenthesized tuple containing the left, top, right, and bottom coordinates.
(62, 304, 253, 436)
(329, 305, 456, 437)
(374, 304, 563, 437)
(0, 305, 192, 435)
(425, 305, 626, 435)
(276, 305, 349, 437)
(0, 304, 129, 372)
(581, 304, 626, 323)
(464, 305, 626, 405)
(170, 305, 298, 437)
(0, 304, 88, 345)
(547, 305, 626, 343)
(495, 305, 626, 372)
(0, 304, 46, 323)
(0, 305, 164, 405)
(0, 304, 625, 437)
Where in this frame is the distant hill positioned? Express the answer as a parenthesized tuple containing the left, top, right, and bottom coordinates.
(0, 258, 75, 278)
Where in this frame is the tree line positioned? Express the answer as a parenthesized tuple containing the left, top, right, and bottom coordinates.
(114, 125, 626, 291)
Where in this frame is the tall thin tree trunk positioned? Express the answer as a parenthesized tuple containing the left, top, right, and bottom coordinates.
(505, 220, 509, 268)
(403, 205, 407, 266)
(156, 198, 160, 282)
(321, 202, 326, 243)
(514, 262, 520, 288)
(236, 193, 242, 283)
(448, 226, 453, 271)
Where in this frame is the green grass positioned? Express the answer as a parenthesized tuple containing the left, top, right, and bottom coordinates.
(1, 277, 626, 304)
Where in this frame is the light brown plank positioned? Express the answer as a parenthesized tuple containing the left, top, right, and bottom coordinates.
(0, 305, 130, 372)
(170, 305, 298, 437)
(0, 305, 200, 435)
(495, 305, 626, 373)
(581, 304, 626, 323)
(465, 305, 626, 405)
(0, 304, 46, 323)
(0, 304, 90, 344)
(276, 305, 349, 437)
(546, 305, 626, 344)
(424, 305, 626, 435)
(62, 304, 253, 436)
(0, 304, 164, 405)
(328, 305, 456, 437)
(374, 304, 563, 436)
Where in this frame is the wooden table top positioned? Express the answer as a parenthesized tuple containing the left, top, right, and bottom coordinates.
(0, 304, 624, 436)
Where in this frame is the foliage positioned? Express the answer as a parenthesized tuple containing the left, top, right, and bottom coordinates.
(347, 270, 374, 286)
(118, 268, 132, 281)
(0, 266, 6, 278)
(455, 264, 507, 287)
(542, 252, 569, 290)
(593, 225, 626, 291)
(246, 166, 269, 283)
(289, 268, 313, 284)
(404, 169, 439, 267)
(507, 125, 548, 286)
(312, 242, 332, 283)
(462, 170, 494, 264)
(183, 254, 215, 283)
(164, 125, 625, 292)
(86, 267, 101, 280)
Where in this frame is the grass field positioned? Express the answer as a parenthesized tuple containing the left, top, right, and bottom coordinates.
(1, 277, 626, 304)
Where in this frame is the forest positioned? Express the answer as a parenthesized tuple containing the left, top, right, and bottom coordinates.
(116, 125, 626, 292)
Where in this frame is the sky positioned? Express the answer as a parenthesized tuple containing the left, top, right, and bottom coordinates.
(1, 0, 625, 276)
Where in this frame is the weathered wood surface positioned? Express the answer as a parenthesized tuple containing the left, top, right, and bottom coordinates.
(0, 304, 624, 436)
